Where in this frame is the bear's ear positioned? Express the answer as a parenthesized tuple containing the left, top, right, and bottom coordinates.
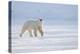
(39, 19, 42, 21)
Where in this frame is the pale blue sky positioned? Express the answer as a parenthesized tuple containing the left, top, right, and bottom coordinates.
(11, 1, 78, 26)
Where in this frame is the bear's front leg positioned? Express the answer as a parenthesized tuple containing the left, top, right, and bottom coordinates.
(38, 27, 43, 37)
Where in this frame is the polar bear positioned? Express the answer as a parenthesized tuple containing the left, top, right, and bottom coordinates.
(20, 18, 43, 37)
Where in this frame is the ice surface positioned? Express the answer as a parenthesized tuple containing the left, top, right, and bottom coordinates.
(11, 26, 78, 53)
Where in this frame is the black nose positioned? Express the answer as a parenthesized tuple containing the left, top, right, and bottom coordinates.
(40, 19, 42, 21)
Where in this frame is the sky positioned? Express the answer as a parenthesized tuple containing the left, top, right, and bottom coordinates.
(11, 1, 78, 27)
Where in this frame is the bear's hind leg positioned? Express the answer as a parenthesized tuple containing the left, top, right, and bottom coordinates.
(34, 29, 37, 37)
(28, 29, 33, 37)
(20, 27, 27, 37)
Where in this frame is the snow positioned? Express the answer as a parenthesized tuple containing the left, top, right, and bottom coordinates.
(11, 26, 78, 53)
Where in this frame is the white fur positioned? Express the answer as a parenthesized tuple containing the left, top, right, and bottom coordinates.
(20, 19, 43, 37)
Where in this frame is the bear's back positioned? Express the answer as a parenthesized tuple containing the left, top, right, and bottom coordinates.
(23, 20, 42, 29)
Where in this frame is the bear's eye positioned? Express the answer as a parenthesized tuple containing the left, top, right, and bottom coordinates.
(40, 19, 42, 21)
